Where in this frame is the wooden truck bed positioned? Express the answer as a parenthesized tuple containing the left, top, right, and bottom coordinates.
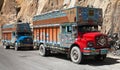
(33, 26, 60, 44)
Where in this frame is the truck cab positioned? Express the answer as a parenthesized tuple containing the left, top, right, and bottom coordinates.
(59, 23, 108, 63)
(12, 31, 33, 51)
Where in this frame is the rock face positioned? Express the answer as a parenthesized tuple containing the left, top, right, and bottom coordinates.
(0, 0, 4, 11)
(0, 0, 120, 39)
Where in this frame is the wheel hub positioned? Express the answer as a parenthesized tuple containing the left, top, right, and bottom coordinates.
(72, 50, 78, 60)
(40, 46, 44, 53)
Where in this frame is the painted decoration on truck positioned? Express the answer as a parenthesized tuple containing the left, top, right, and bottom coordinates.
(33, 7, 76, 25)
(33, 27, 60, 44)
(60, 34, 75, 47)
(33, 6, 102, 26)
(33, 11, 66, 21)
(77, 7, 103, 25)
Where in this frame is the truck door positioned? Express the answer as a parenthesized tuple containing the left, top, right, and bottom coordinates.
(60, 24, 76, 48)
(11, 32, 16, 44)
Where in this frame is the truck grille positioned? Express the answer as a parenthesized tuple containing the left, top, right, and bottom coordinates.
(22, 38, 33, 44)
(96, 35, 107, 47)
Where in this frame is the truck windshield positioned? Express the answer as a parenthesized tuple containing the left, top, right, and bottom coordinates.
(17, 32, 32, 36)
(78, 25, 99, 33)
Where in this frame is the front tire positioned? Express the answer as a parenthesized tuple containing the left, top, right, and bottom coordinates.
(39, 44, 50, 56)
(15, 43, 19, 51)
(70, 46, 83, 64)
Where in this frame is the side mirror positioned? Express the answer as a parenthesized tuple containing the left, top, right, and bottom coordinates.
(15, 41, 17, 43)
(12, 32, 16, 36)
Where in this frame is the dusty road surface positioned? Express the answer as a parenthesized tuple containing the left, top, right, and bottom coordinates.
(0, 46, 120, 70)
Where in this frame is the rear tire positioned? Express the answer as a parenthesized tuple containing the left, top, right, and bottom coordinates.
(70, 46, 83, 64)
(4, 45, 10, 49)
(39, 44, 50, 56)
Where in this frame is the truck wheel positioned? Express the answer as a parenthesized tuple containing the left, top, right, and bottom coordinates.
(15, 46, 19, 51)
(70, 46, 83, 64)
(39, 44, 50, 56)
(94, 54, 107, 61)
(4, 45, 10, 49)
(15, 43, 19, 51)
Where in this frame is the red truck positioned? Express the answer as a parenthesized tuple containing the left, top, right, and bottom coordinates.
(33, 6, 109, 64)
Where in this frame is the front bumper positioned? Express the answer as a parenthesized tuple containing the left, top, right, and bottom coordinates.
(18, 44, 33, 47)
(34, 42, 39, 47)
(83, 48, 109, 55)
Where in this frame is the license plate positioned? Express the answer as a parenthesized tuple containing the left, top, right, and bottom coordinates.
(100, 49, 108, 54)
(25, 44, 30, 46)
(21, 44, 32, 46)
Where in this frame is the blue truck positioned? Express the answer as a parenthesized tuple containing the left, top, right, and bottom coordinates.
(1, 22, 33, 51)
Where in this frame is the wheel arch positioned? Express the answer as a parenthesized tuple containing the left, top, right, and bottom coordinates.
(39, 42, 44, 46)
(70, 43, 81, 51)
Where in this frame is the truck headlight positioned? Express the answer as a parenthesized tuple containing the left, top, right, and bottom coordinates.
(87, 42, 94, 47)
(18, 42, 21, 46)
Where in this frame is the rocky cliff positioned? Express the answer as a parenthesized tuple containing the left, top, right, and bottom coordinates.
(0, 0, 120, 39)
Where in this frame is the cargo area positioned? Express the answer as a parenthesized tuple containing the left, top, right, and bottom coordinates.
(33, 26, 60, 44)
(2, 24, 16, 40)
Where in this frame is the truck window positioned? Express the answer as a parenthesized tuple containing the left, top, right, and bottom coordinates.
(73, 26, 77, 32)
(78, 25, 98, 33)
(12, 32, 16, 36)
(61, 26, 66, 33)
(17, 32, 32, 37)
(61, 25, 72, 33)
(66, 26, 72, 33)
